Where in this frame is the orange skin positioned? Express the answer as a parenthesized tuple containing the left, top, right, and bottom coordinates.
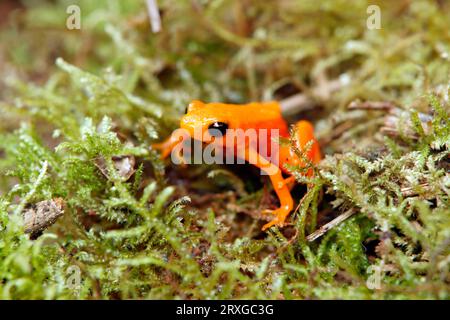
(152, 100, 321, 230)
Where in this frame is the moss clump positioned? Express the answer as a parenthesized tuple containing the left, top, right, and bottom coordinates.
(0, 0, 448, 299)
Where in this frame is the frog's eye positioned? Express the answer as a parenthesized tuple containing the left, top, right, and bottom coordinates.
(208, 122, 228, 137)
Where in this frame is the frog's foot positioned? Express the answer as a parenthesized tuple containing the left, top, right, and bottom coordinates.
(283, 176, 296, 190)
(261, 206, 291, 231)
(151, 140, 173, 159)
(152, 141, 189, 168)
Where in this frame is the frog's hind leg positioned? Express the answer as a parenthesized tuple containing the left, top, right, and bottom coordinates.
(293, 120, 321, 164)
(283, 176, 296, 190)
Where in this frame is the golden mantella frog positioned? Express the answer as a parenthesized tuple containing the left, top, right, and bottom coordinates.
(152, 100, 321, 230)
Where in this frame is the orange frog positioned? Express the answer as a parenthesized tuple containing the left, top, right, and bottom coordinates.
(152, 100, 321, 230)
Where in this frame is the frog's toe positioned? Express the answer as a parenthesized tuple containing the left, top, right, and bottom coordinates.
(262, 219, 278, 231)
(261, 207, 290, 231)
(151, 143, 171, 159)
(262, 216, 285, 231)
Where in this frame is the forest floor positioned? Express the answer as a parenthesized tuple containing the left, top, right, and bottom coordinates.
(0, 0, 448, 299)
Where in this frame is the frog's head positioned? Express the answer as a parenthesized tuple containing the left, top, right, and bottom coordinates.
(180, 100, 231, 143)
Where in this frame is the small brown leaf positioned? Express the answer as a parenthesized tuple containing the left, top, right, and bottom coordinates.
(112, 155, 136, 180)
(23, 198, 65, 239)
(94, 155, 136, 181)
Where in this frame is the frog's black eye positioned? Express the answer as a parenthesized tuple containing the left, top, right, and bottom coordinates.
(208, 122, 228, 136)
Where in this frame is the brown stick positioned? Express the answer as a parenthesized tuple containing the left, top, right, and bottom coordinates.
(306, 208, 356, 242)
(280, 78, 344, 116)
(348, 100, 397, 110)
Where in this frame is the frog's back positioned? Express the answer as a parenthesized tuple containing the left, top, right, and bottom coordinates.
(206, 101, 289, 135)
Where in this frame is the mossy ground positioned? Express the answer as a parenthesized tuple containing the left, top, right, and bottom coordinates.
(0, 0, 448, 299)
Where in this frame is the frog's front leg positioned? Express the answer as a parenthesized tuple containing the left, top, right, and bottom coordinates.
(152, 135, 177, 159)
(244, 147, 294, 231)
(152, 131, 188, 165)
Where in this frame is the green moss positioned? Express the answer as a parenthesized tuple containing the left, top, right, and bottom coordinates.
(0, 0, 448, 299)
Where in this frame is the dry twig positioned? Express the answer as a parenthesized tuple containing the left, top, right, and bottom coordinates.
(306, 208, 356, 242)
